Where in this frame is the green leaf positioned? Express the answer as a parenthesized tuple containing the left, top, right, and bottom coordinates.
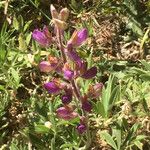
(113, 128, 121, 150)
(94, 101, 106, 117)
(24, 20, 32, 32)
(34, 125, 50, 134)
(0, 85, 5, 91)
(141, 60, 150, 71)
(134, 141, 143, 150)
(140, 74, 150, 81)
(13, 16, 19, 30)
(10, 68, 20, 85)
(100, 131, 118, 150)
(18, 33, 27, 50)
(26, 32, 32, 45)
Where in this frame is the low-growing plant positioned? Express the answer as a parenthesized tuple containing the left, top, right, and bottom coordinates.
(31, 4, 103, 149)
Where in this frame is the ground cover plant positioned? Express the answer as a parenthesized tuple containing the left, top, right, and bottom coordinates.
(0, 0, 150, 149)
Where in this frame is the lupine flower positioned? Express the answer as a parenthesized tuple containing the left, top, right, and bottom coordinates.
(82, 100, 92, 112)
(48, 55, 63, 73)
(32, 26, 52, 47)
(44, 80, 61, 94)
(39, 61, 52, 72)
(66, 48, 82, 62)
(59, 8, 69, 21)
(75, 61, 97, 79)
(87, 83, 103, 98)
(76, 123, 86, 134)
(50, 4, 59, 19)
(81, 66, 97, 79)
(56, 106, 78, 120)
(61, 87, 73, 104)
(39, 56, 62, 73)
(63, 63, 74, 80)
(61, 94, 72, 104)
(53, 19, 68, 30)
(68, 28, 88, 47)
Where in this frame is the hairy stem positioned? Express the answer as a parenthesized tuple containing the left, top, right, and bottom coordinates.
(57, 29, 67, 63)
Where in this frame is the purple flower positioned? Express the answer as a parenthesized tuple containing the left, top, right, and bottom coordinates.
(63, 63, 74, 80)
(76, 123, 86, 134)
(56, 106, 78, 120)
(82, 101, 92, 112)
(61, 94, 72, 104)
(64, 70, 74, 80)
(66, 45, 82, 62)
(44, 81, 61, 94)
(81, 66, 97, 79)
(39, 61, 52, 72)
(68, 28, 88, 47)
(32, 26, 52, 47)
(88, 83, 103, 98)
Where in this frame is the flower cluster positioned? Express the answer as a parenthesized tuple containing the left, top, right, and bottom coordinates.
(32, 5, 103, 134)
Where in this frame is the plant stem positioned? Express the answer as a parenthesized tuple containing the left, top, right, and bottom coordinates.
(57, 29, 67, 63)
(85, 116, 91, 149)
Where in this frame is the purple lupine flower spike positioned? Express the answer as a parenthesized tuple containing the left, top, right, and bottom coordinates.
(32, 26, 52, 47)
(44, 81, 61, 94)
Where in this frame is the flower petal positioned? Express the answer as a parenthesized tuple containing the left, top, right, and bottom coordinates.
(77, 28, 88, 46)
(61, 94, 72, 104)
(56, 107, 78, 120)
(82, 101, 92, 112)
(44, 82, 61, 94)
(81, 66, 97, 79)
(32, 27, 51, 47)
(68, 28, 88, 47)
(64, 70, 74, 80)
(39, 61, 52, 72)
(76, 123, 86, 134)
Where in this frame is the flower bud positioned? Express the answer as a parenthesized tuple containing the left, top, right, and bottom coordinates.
(87, 83, 103, 98)
(63, 63, 74, 80)
(68, 28, 88, 47)
(81, 66, 97, 79)
(61, 94, 72, 104)
(39, 61, 52, 72)
(82, 100, 92, 112)
(56, 106, 78, 120)
(50, 4, 59, 19)
(59, 8, 69, 21)
(76, 123, 86, 134)
(53, 19, 68, 30)
(44, 121, 52, 128)
(32, 26, 52, 47)
(44, 81, 61, 94)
